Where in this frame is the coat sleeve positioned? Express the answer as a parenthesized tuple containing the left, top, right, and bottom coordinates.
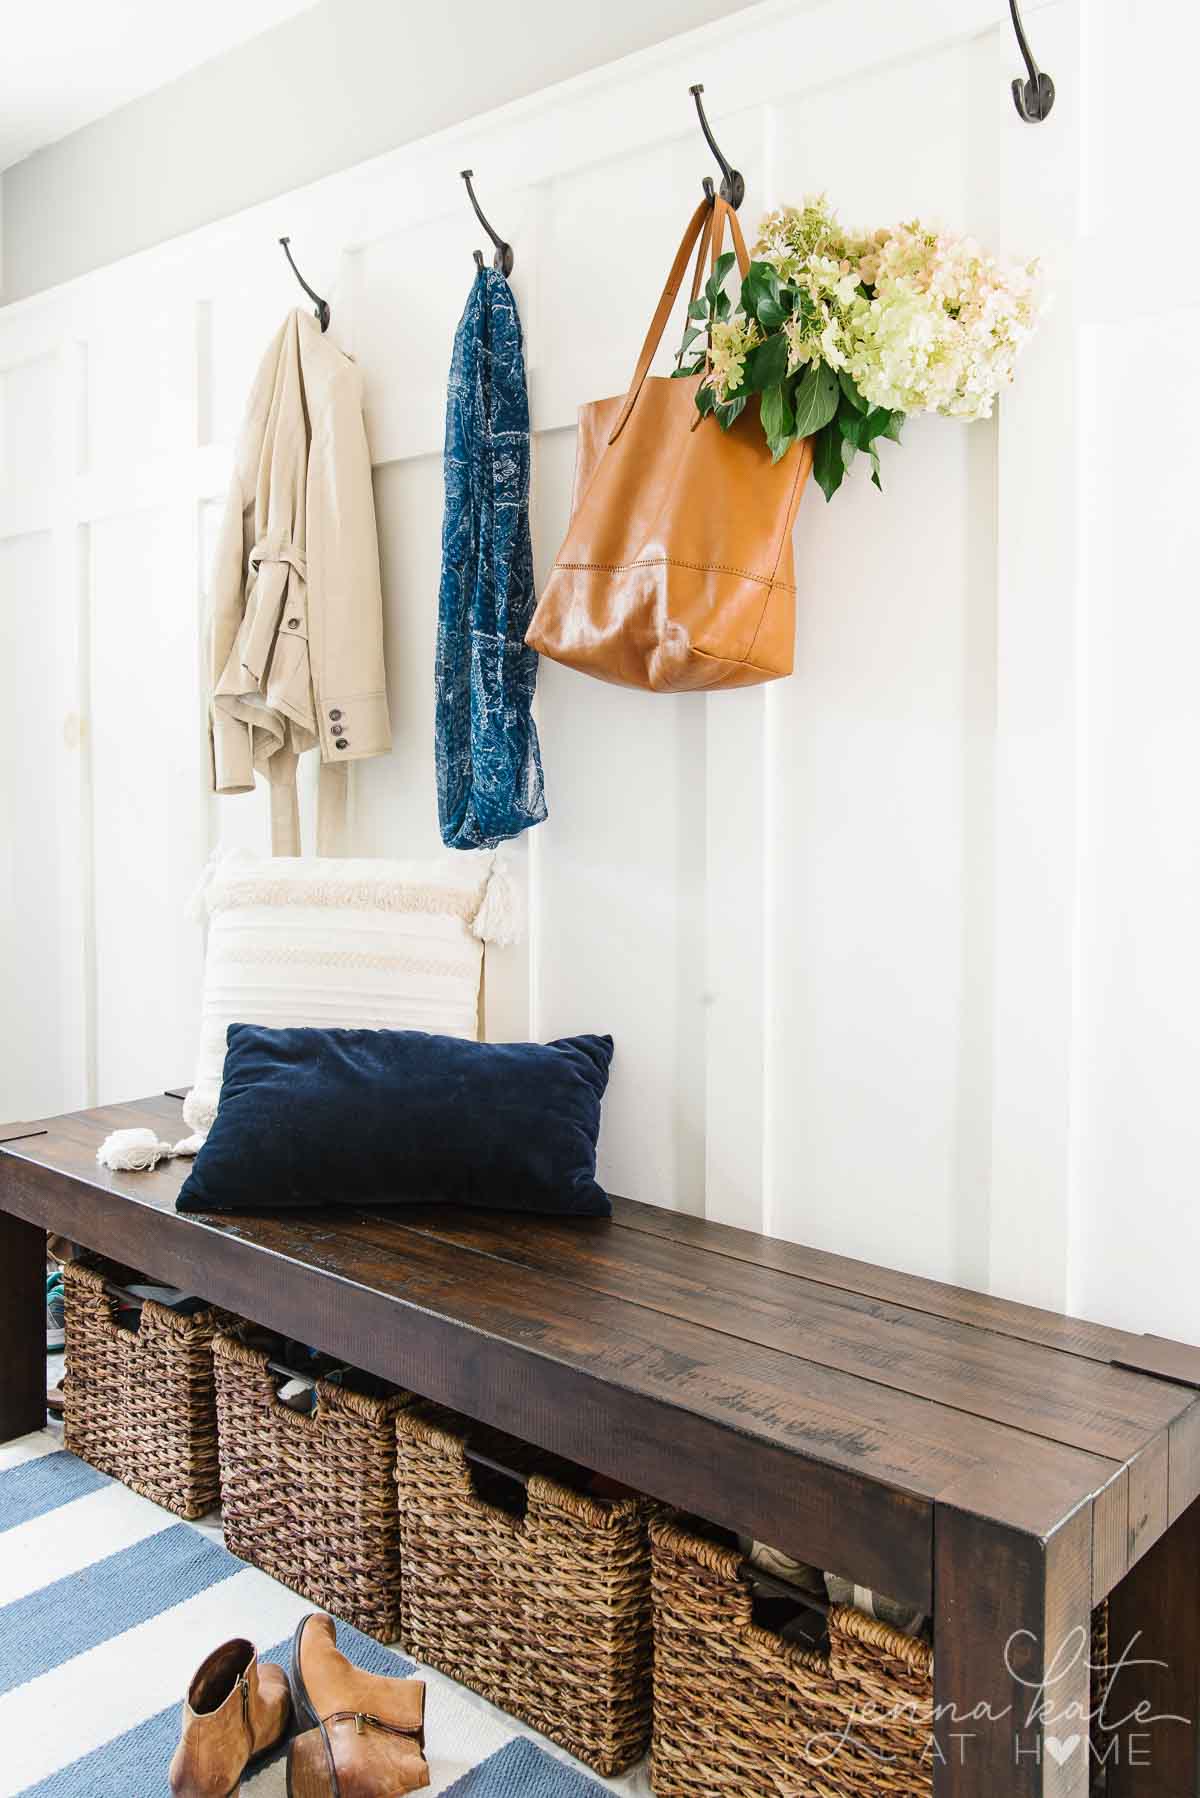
(206, 318, 291, 795)
(307, 357, 392, 767)
(206, 474, 254, 794)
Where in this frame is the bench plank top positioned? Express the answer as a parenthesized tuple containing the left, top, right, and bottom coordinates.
(3, 1092, 1197, 1616)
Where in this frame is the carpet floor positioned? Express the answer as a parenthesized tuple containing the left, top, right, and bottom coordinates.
(0, 1427, 653, 1798)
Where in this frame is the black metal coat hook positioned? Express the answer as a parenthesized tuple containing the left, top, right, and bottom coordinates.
(460, 170, 514, 277)
(689, 85, 744, 210)
(1009, 0, 1055, 122)
(279, 237, 331, 331)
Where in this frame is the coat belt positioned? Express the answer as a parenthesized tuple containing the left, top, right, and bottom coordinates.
(249, 540, 307, 580)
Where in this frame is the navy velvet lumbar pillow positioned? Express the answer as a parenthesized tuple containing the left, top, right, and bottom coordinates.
(176, 1024, 614, 1217)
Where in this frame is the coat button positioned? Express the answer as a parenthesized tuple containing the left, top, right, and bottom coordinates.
(329, 708, 342, 721)
(335, 738, 348, 750)
(287, 617, 300, 629)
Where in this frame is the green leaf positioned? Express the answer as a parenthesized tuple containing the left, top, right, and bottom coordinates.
(670, 359, 706, 379)
(688, 297, 709, 321)
(794, 290, 817, 329)
(838, 370, 868, 414)
(681, 324, 703, 352)
(715, 395, 748, 430)
(715, 290, 731, 320)
(759, 383, 796, 463)
(812, 420, 846, 501)
(741, 264, 789, 331)
(869, 445, 883, 490)
(857, 406, 898, 449)
(792, 361, 840, 437)
(704, 251, 737, 308)
(838, 406, 862, 448)
(740, 331, 790, 394)
(695, 383, 717, 418)
(739, 261, 783, 325)
(881, 411, 905, 443)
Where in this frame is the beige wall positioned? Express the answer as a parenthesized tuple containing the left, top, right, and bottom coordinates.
(0, 0, 756, 301)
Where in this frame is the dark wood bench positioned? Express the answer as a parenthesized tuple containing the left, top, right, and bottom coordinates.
(3, 1091, 1199, 1796)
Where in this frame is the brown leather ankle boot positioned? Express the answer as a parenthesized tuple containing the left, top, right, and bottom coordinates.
(169, 1638, 292, 1797)
(286, 1613, 429, 1797)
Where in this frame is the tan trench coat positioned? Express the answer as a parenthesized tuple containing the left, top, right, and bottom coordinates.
(207, 309, 391, 853)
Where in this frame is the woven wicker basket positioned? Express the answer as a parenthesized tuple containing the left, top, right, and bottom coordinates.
(62, 1258, 232, 1520)
(213, 1333, 411, 1641)
(396, 1403, 655, 1776)
(651, 1515, 1109, 1798)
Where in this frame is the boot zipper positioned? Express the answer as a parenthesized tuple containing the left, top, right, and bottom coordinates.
(239, 1675, 250, 1732)
(355, 1712, 393, 1735)
(328, 1710, 417, 1740)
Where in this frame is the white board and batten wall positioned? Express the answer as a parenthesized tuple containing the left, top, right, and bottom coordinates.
(1, 0, 1196, 1341)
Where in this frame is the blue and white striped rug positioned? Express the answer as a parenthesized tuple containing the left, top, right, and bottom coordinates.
(0, 1432, 652, 1798)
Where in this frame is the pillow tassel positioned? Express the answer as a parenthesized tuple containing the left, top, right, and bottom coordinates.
(472, 852, 521, 947)
(97, 1128, 175, 1172)
(96, 1128, 206, 1172)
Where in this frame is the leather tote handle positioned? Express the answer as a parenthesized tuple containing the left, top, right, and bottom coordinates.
(688, 200, 717, 309)
(609, 195, 751, 445)
(708, 196, 753, 290)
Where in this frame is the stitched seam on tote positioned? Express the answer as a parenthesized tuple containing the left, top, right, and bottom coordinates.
(743, 446, 810, 662)
(554, 555, 796, 591)
(689, 637, 778, 673)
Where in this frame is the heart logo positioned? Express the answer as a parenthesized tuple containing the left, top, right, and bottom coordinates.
(1045, 1735, 1081, 1766)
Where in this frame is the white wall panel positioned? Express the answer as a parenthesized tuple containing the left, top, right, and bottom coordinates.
(0, 354, 55, 493)
(529, 428, 707, 1209)
(8, 0, 1169, 1337)
(86, 308, 192, 470)
(0, 532, 65, 1120)
(356, 194, 541, 466)
(90, 505, 207, 1098)
(355, 455, 451, 862)
(1072, 304, 1200, 1341)
(772, 414, 993, 1283)
(762, 43, 995, 1282)
(204, 283, 296, 451)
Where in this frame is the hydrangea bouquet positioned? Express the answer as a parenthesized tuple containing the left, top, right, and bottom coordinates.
(675, 197, 1042, 500)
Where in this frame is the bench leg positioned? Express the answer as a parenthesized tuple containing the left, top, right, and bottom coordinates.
(0, 1210, 47, 1443)
(1105, 1493, 1200, 1796)
(934, 1502, 1093, 1795)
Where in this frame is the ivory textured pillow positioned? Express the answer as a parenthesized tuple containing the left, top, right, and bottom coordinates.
(183, 852, 512, 1134)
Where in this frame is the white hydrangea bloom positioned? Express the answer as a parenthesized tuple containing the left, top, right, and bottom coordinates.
(755, 203, 1043, 423)
(846, 221, 1041, 419)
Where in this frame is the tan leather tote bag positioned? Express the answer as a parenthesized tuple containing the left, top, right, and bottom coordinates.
(526, 196, 813, 692)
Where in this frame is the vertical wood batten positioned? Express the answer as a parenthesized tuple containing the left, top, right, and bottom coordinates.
(986, 3, 1086, 1314)
(52, 335, 94, 1109)
(703, 100, 773, 1233)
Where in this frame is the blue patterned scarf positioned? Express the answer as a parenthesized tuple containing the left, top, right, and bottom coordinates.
(435, 268, 547, 849)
